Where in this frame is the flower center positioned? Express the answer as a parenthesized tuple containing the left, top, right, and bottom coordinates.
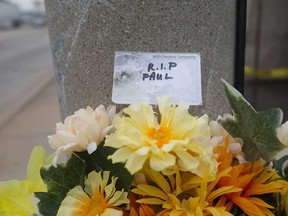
(86, 192, 108, 215)
(147, 127, 172, 147)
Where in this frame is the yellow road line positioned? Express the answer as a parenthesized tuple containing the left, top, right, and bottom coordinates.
(245, 66, 288, 78)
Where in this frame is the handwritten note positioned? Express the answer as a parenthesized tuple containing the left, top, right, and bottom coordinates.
(112, 52, 202, 105)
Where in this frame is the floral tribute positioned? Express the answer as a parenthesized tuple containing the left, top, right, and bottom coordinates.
(0, 79, 288, 216)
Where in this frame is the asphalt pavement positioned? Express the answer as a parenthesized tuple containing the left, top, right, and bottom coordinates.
(0, 27, 60, 181)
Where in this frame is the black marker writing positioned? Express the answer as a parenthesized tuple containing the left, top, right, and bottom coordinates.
(142, 72, 173, 81)
(147, 62, 177, 72)
(143, 62, 176, 81)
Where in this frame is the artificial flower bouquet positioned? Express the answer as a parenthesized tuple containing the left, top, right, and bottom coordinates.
(1, 79, 288, 216)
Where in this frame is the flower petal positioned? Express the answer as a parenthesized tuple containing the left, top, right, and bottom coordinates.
(57, 186, 91, 216)
(232, 196, 266, 216)
(150, 152, 176, 171)
(158, 95, 175, 128)
(26, 146, 47, 193)
(102, 208, 123, 216)
(87, 142, 97, 154)
(125, 152, 149, 174)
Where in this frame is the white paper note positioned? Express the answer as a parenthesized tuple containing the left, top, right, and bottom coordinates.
(112, 51, 202, 105)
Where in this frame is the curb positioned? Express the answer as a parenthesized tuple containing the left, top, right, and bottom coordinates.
(0, 71, 55, 130)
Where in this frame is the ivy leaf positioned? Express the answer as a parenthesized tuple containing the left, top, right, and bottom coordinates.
(33, 193, 63, 216)
(219, 79, 288, 162)
(76, 142, 133, 192)
(35, 154, 86, 215)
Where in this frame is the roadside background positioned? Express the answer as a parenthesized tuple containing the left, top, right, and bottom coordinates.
(7, 0, 45, 12)
(0, 0, 60, 181)
(0, 0, 287, 181)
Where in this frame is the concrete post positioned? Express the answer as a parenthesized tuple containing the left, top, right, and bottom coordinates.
(45, 0, 237, 120)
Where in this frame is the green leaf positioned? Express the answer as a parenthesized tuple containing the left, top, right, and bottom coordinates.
(219, 79, 288, 162)
(34, 192, 63, 216)
(76, 142, 133, 192)
(35, 154, 86, 215)
(230, 205, 242, 215)
(273, 155, 288, 179)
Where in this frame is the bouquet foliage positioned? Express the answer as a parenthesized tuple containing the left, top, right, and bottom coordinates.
(0, 80, 288, 216)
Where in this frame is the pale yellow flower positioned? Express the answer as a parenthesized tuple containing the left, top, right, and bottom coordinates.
(48, 105, 116, 166)
(0, 146, 47, 216)
(105, 96, 217, 176)
(57, 171, 129, 216)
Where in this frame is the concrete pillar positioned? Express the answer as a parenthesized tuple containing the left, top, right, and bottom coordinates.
(45, 0, 237, 120)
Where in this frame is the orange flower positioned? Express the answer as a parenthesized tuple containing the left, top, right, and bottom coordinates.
(215, 160, 284, 215)
(214, 136, 234, 172)
(129, 205, 155, 216)
(129, 192, 155, 216)
(212, 136, 286, 216)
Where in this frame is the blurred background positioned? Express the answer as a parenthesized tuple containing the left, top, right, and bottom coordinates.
(0, 0, 287, 181)
(0, 0, 60, 181)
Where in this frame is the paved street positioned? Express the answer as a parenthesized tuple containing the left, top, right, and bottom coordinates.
(0, 27, 60, 181)
(0, 27, 55, 126)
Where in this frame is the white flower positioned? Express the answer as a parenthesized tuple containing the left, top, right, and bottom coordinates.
(277, 121, 288, 146)
(48, 105, 116, 166)
(209, 118, 243, 157)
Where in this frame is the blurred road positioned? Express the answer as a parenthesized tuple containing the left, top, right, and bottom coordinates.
(0, 27, 60, 181)
(0, 27, 53, 125)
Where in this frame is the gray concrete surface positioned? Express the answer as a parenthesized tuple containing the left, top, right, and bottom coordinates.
(45, 0, 237, 120)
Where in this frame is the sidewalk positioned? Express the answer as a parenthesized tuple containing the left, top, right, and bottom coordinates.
(0, 78, 61, 181)
(0, 27, 61, 181)
(0, 27, 54, 128)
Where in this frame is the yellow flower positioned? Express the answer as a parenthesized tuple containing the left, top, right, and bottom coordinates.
(160, 195, 233, 216)
(105, 96, 217, 176)
(48, 105, 116, 166)
(57, 171, 129, 216)
(132, 169, 180, 206)
(132, 169, 233, 216)
(0, 146, 47, 216)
